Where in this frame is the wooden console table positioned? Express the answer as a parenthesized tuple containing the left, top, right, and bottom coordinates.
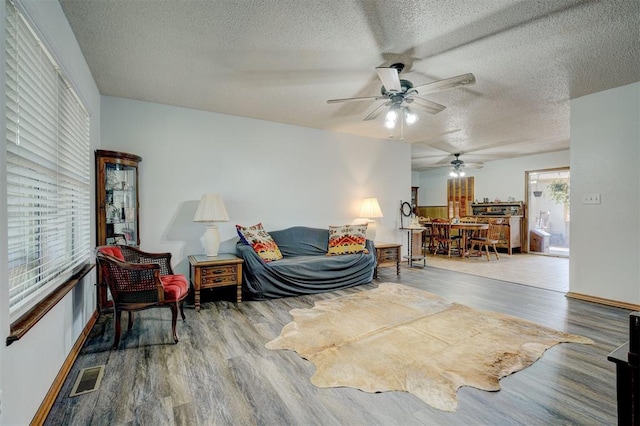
(373, 242, 401, 278)
(188, 254, 243, 311)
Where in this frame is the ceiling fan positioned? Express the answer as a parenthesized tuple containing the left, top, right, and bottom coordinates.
(326, 63, 475, 129)
(413, 153, 484, 176)
(448, 153, 469, 177)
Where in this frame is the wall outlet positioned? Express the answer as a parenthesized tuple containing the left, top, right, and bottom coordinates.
(583, 193, 601, 204)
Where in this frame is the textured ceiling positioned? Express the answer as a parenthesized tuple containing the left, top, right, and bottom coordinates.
(58, 0, 640, 170)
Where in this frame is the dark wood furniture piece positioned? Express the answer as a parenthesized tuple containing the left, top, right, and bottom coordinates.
(95, 150, 142, 312)
(96, 246, 188, 349)
(411, 186, 419, 213)
(373, 242, 401, 278)
(608, 312, 640, 425)
(188, 254, 244, 311)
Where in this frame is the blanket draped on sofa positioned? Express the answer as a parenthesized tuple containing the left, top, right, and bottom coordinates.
(236, 226, 376, 299)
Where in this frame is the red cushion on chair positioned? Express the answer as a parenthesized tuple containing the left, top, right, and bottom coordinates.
(160, 274, 189, 302)
(98, 246, 124, 260)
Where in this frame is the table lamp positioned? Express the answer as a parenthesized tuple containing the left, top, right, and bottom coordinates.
(193, 193, 229, 257)
(359, 197, 383, 241)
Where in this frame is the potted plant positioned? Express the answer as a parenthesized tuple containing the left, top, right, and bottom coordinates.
(547, 179, 570, 221)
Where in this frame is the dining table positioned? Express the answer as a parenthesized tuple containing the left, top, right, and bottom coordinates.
(421, 221, 489, 257)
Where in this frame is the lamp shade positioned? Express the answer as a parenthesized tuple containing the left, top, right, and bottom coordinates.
(193, 193, 229, 223)
(359, 197, 383, 219)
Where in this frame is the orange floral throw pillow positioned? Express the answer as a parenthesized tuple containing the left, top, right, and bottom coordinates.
(236, 223, 283, 262)
(327, 224, 369, 256)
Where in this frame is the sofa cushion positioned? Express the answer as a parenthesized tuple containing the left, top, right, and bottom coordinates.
(269, 226, 330, 256)
(327, 224, 368, 255)
(236, 223, 283, 262)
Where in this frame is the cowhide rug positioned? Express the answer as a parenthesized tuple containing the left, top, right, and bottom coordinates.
(265, 283, 593, 412)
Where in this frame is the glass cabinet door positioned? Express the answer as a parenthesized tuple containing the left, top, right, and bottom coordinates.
(96, 150, 142, 248)
(104, 162, 138, 245)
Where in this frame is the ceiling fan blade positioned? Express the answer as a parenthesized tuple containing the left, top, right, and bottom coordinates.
(411, 73, 476, 95)
(463, 163, 484, 169)
(409, 96, 446, 114)
(375, 67, 402, 92)
(363, 101, 392, 121)
(415, 161, 484, 170)
(327, 95, 387, 104)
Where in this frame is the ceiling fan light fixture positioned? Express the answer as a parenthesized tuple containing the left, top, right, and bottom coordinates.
(384, 119, 396, 129)
(385, 108, 398, 122)
(405, 110, 418, 125)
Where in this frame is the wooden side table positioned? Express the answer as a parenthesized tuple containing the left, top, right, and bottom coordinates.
(373, 242, 401, 278)
(188, 254, 243, 311)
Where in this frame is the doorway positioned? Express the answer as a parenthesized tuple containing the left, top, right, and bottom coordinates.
(526, 168, 570, 257)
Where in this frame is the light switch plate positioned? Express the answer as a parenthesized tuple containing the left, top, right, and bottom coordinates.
(583, 193, 601, 204)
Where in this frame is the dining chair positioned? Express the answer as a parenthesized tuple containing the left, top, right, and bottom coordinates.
(96, 245, 189, 349)
(469, 221, 501, 261)
(457, 216, 478, 252)
(431, 218, 460, 257)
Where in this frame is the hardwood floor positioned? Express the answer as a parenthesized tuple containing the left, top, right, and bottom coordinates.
(45, 264, 629, 425)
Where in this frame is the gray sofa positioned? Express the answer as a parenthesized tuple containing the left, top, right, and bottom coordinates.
(236, 226, 376, 299)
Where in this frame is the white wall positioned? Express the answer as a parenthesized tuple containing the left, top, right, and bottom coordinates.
(570, 82, 640, 304)
(0, 1, 101, 424)
(414, 150, 570, 206)
(101, 97, 411, 276)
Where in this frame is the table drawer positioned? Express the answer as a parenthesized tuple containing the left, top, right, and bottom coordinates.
(202, 274, 237, 287)
(201, 265, 237, 277)
(378, 248, 399, 261)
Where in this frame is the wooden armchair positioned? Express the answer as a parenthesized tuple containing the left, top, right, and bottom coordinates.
(96, 246, 188, 349)
(431, 218, 460, 257)
(469, 221, 502, 261)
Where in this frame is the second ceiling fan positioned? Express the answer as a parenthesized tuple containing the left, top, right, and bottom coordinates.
(327, 63, 475, 129)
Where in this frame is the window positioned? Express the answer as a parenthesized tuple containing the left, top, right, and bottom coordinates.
(5, 0, 90, 322)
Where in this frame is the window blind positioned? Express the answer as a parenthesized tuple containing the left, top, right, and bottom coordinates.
(5, 0, 91, 321)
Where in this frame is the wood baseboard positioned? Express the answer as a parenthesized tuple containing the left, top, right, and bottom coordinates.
(30, 310, 99, 426)
(566, 292, 640, 312)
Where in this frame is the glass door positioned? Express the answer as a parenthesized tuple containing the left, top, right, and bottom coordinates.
(104, 163, 138, 245)
(526, 168, 570, 256)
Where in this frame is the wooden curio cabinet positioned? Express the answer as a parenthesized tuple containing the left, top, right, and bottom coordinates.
(95, 150, 142, 311)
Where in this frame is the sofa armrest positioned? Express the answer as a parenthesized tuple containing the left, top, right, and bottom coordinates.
(236, 243, 266, 268)
(366, 239, 375, 257)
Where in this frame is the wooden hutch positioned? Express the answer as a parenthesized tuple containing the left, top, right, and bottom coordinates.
(471, 201, 525, 254)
